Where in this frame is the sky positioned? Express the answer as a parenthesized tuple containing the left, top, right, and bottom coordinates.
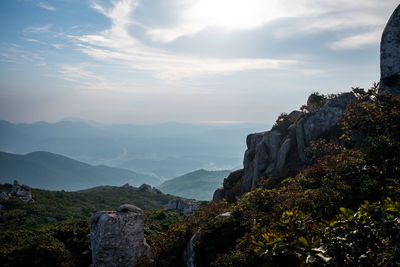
(0, 0, 398, 124)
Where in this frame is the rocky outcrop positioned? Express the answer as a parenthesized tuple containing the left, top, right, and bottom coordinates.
(212, 187, 225, 202)
(9, 180, 33, 203)
(212, 93, 355, 199)
(167, 199, 200, 214)
(89, 204, 150, 267)
(0, 192, 9, 201)
(138, 184, 162, 194)
(241, 93, 355, 192)
(381, 4, 400, 96)
(182, 232, 199, 267)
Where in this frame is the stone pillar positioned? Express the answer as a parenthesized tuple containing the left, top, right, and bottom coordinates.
(90, 204, 151, 267)
(380, 4, 400, 96)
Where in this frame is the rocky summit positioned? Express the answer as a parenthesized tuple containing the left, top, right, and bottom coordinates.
(381, 4, 400, 96)
(89, 204, 150, 267)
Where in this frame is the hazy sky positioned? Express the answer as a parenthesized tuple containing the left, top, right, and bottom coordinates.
(0, 0, 398, 124)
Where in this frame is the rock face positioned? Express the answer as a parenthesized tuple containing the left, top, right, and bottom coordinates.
(381, 4, 400, 96)
(10, 180, 33, 203)
(138, 184, 162, 194)
(212, 187, 225, 202)
(241, 93, 355, 192)
(89, 204, 150, 267)
(167, 199, 200, 213)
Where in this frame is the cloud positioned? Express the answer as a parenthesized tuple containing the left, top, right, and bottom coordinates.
(146, 0, 398, 43)
(58, 64, 118, 91)
(330, 28, 383, 50)
(72, 0, 296, 81)
(25, 24, 53, 33)
(37, 2, 56, 11)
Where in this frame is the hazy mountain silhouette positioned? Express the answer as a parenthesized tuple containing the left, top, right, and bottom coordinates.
(0, 151, 160, 190)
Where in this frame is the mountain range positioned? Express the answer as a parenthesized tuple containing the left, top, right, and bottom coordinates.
(0, 151, 160, 191)
(0, 119, 266, 179)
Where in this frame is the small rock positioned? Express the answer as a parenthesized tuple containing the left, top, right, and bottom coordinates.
(216, 212, 231, 218)
(47, 217, 57, 223)
(0, 192, 9, 201)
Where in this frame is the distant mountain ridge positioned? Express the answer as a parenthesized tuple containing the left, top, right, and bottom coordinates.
(159, 169, 231, 200)
(0, 151, 160, 191)
(0, 119, 267, 179)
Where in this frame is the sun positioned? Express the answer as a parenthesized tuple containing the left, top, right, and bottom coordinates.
(186, 0, 282, 30)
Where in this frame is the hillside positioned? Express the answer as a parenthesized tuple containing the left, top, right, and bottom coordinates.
(0, 183, 177, 231)
(0, 151, 160, 190)
(158, 169, 231, 200)
(141, 86, 400, 266)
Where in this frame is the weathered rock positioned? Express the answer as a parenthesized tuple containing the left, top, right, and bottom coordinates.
(381, 4, 400, 96)
(212, 187, 225, 202)
(216, 212, 231, 219)
(90, 204, 150, 267)
(182, 232, 199, 267)
(0, 192, 9, 201)
(10, 180, 32, 203)
(138, 184, 162, 194)
(167, 199, 200, 213)
(241, 93, 355, 193)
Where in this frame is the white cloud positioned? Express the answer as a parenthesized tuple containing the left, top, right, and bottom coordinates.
(37, 2, 56, 11)
(330, 28, 383, 50)
(25, 24, 53, 33)
(146, 0, 398, 43)
(58, 64, 119, 91)
(72, 0, 296, 81)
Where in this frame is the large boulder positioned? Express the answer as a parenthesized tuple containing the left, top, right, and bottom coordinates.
(240, 93, 355, 193)
(89, 204, 150, 267)
(381, 4, 400, 96)
(167, 199, 200, 214)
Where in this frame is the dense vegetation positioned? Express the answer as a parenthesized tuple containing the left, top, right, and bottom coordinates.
(140, 85, 400, 266)
(0, 185, 186, 266)
(159, 169, 231, 200)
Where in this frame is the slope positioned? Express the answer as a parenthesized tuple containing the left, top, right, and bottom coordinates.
(0, 151, 160, 190)
(159, 169, 231, 200)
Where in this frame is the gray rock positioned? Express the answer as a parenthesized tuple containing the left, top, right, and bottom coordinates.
(138, 184, 162, 194)
(47, 217, 57, 223)
(167, 199, 200, 214)
(10, 180, 32, 203)
(182, 231, 199, 267)
(0, 192, 9, 201)
(241, 93, 355, 193)
(90, 204, 150, 267)
(212, 187, 225, 202)
(216, 212, 231, 218)
(381, 4, 400, 96)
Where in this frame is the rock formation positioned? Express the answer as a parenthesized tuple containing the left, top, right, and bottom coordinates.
(213, 93, 355, 199)
(381, 4, 400, 96)
(167, 199, 200, 213)
(138, 184, 162, 194)
(89, 204, 150, 267)
(9, 180, 33, 203)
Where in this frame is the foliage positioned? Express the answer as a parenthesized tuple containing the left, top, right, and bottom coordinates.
(0, 185, 177, 232)
(0, 219, 90, 267)
(151, 86, 400, 266)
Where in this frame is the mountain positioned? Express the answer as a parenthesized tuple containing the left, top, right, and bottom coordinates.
(0, 120, 267, 179)
(0, 151, 161, 190)
(158, 169, 231, 200)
